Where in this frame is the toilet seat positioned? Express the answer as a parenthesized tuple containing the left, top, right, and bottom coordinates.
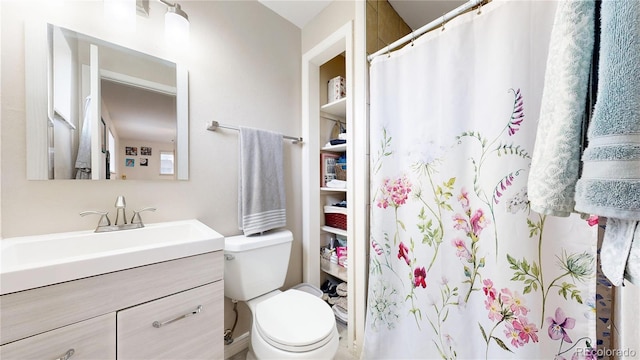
(254, 289, 336, 353)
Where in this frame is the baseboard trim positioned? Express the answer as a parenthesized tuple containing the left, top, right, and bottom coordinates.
(224, 331, 250, 359)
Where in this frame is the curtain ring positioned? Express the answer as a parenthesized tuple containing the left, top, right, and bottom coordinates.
(410, 30, 415, 46)
(381, 40, 391, 58)
(477, 1, 483, 15)
(441, 14, 446, 31)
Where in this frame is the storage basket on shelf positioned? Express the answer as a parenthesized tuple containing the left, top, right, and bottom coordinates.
(324, 206, 347, 230)
(335, 163, 346, 181)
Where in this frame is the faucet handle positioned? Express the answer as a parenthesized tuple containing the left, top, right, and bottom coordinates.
(80, 210, 111, 229)
(114, 195, 126, 208)
(131, 207, 156, 226)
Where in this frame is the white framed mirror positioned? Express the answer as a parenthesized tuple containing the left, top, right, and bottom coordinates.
(26, 22, 189, 180)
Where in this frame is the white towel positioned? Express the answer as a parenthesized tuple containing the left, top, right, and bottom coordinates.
(600, 219, 637, 286)
(528, 0, 595, 216)
(74, 96, 93, 179)
(238, 127, 286, 236)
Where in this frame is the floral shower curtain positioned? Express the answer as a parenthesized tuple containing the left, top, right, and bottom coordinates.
(363, 1, 597, 359)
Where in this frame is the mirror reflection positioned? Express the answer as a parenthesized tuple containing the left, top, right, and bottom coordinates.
(47, 24, 185, 180)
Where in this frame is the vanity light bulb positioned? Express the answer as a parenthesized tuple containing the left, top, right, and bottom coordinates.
(165, 10, 189, 50)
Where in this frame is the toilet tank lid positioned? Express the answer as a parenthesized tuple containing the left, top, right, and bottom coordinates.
(224, 229, 293, 252)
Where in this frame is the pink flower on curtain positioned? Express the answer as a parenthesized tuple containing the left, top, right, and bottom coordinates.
(377, 175, 412, 209)
(508, 88, 524, 136)
(458, 187, 471, 211)
(398, 242, 410, 265)
(452, 238, 472, 260)
(413, 267, 427, 288)
(482, 279, 497, 301)
(504, 321, 525, 348)
(547, 307, 576, 343)
(470, 209, 490, 236)
(452, 213, 470, 233)
(493, 173, 517, 204)
(513, 317, 539, 344)
(371, 240, 384, 256)
(587, 215, 598, 227)
(500, 288, 528, 316)
(485, 298, 503, 322)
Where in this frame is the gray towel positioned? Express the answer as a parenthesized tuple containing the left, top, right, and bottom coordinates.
(528, 0, 595, 217)
(574, 0, 640, 285)
(238, 127, 286, 236)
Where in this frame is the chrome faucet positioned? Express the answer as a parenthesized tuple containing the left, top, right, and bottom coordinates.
(114, 195, 127, 226)
(81, 196, 156, 232)
(131, 207, 157, 225)
(80, 210, 111, 231)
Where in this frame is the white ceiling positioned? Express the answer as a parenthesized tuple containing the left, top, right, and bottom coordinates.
(389, 0, 467, 30)
(258, 0, 466, 30)
(258, 0, 333, 28)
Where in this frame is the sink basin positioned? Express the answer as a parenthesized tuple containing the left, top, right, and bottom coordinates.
(0, 219, 223, 295)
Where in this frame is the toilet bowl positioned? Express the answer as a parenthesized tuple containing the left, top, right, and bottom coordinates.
(247, 289, 338, 359)
(223, 229, 339, 359)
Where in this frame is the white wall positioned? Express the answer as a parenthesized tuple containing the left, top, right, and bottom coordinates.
(1, 0, 301, 343)
(0, 2, 3, 237)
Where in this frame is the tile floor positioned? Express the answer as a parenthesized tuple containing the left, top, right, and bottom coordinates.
(335, 322, 358, 359)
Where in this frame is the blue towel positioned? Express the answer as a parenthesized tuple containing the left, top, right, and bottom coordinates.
(528, 0, 595, 217)
(575, 0, 640, 218)
(574, 0, 640, 285)
(238, 127, 286, 236)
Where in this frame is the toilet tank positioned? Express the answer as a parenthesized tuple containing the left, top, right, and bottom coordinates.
(223, 229, 293, 301)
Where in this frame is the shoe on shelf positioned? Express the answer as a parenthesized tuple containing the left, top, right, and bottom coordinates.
(332, 296, 347, 312)
(320, 280, 332, 293)
(336, 282, 347, 296)
(322, 282, 338, 302)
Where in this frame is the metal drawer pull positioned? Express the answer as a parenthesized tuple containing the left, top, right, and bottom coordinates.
(55, 349, 75, 360)
(152, 305, 203, 328)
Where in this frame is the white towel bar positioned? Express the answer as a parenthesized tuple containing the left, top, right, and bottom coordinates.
(207, 121, 302, 144)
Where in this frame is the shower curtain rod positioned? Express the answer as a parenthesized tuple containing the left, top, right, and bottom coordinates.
(367, 0, 484, 62)
(207, 121, 303, 144)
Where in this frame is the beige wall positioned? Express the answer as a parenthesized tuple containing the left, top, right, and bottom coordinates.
(366, 0, 411, 55)
(1, 0, 301, 344)
(302, 0, 356, 55)
(118, 140, 175, 181)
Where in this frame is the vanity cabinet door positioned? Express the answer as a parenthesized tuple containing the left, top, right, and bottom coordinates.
(117, 281, 223, 360)
(0, 313, 115, 360)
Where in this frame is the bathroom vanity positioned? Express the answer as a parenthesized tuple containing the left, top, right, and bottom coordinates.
(0, 220, 224, 359)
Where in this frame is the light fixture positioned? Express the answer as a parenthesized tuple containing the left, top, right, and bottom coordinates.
(159, 0, 189, 47)
(104, 0, 137, 32)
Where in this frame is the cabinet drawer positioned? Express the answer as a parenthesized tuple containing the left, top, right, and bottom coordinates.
(0, 313, 115, 360)
(117, 281, 223, 360)
(1, 251, 222, 345)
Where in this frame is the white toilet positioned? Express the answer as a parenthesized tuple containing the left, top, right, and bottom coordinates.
(224, 229, 339, 359)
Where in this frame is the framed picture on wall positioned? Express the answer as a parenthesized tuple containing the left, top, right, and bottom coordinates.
(126, 147, 138, 156)
(141, 147, 152, 156)
(125, 158, 135, 167)
(140, 158, 148, 166)
(320, 153, 340, 187)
